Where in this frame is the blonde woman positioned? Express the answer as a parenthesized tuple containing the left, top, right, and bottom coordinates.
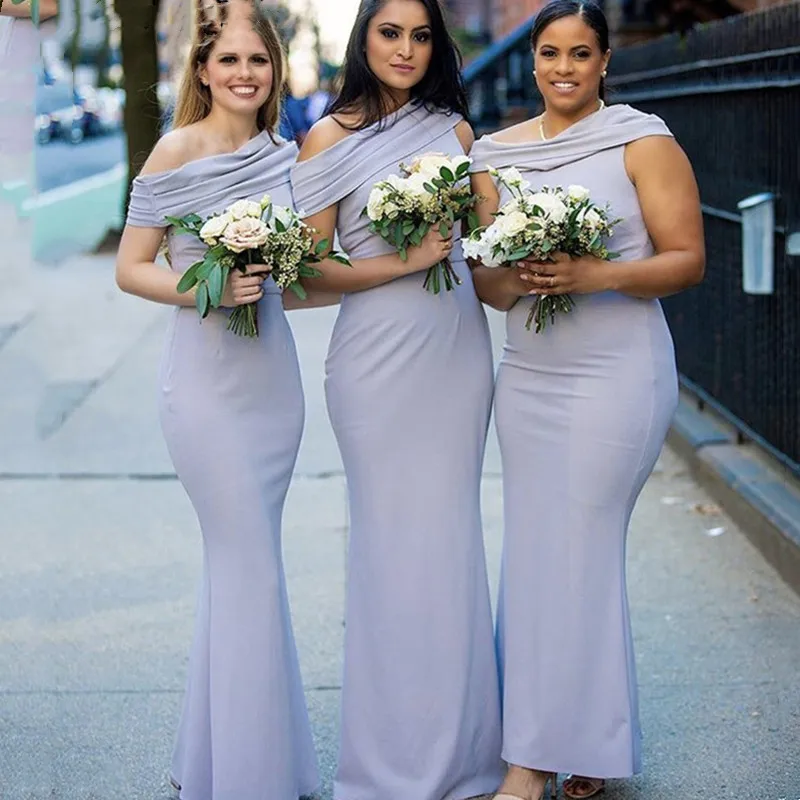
(116, 2, 319, 797)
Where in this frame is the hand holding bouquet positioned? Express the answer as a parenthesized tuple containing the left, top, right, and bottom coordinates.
(363, 153, 480, 294)
(167, 196, 349, 337)
(463, 168, 620, 332)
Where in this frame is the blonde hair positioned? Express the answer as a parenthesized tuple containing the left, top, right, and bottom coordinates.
(173, 0, 286, 134)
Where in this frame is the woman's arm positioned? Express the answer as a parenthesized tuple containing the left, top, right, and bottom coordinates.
(526, 136, 705, 300)
(116, 134, 264, 309)
(1, 0, 59, 19)
(469, 170, 533, 311)
(294, 118, 453, 294)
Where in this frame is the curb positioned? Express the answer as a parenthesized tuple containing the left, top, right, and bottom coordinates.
(667, 388, 800, 595)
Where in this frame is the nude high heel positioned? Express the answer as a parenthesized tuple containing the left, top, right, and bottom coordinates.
(494, 771, 558, 800)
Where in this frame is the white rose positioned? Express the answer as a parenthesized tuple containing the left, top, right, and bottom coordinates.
(367, 187, 388, 220)
(407, 172, 433, 198)
(581, 207, 602, 230)
(385, 174, 406, 192)
(567, 185, 591, 203)
(500, 167, 530, 191)
(259, 193, 272, 210)
(412, 152, 447, 177)
(199, 212, 232, 245)
(496, 210, 529, 237)
(527, 192, 568, 224)
(228, 199, 263, 220)
(220, 217, 270, 253)
(270, 203, 297, 230)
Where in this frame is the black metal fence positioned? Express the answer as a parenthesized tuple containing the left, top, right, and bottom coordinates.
(463, 3, 800, 475)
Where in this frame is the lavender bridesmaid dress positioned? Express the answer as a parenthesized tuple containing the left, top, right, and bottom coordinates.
(291, 103, 503, 800)
(126, 133, 319, 800)
(470, 104, 680, 779)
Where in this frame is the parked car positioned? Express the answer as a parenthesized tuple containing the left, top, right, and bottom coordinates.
(35, 79, 123, 145)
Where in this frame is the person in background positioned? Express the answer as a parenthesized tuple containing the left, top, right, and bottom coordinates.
(305, 62, 336, 125)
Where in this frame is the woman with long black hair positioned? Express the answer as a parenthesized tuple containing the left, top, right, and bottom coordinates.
(291, 1, 503, 798)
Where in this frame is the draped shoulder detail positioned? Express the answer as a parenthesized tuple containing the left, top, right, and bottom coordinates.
(291, 103, 463, 217)
(126, 132, 298, 228)
(469, 104, 672, 175)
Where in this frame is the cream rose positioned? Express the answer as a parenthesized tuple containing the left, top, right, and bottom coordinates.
(199, 213, 232, 245)
(228, 199, 263, 220)
(220, 217, 270, 253)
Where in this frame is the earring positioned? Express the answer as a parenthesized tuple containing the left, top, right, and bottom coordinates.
(602, 70, 608, 77)
(532, 69, 537, 76)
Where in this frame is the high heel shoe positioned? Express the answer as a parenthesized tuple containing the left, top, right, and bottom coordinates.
(562, 776, 605, 799)
(494, 771, 558, 800)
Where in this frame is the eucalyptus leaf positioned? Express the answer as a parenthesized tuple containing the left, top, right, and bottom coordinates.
(439, 166, 455, 182)
(196, 282, 211, 318)
(176, 260, 204, 293)
(290, 282, 309, 300)
(207, 264, 226, 308)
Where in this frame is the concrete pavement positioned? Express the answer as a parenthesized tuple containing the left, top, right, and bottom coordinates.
(0, 251, 798, 799)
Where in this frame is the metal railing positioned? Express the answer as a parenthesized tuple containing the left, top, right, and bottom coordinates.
(463, 2, 800, 474)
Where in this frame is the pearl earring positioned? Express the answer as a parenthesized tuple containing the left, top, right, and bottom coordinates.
(602, 70, 608, 77)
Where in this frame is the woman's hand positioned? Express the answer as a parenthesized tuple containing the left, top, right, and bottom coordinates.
(406, 227, 454, 273)
(518, 253, 610, 296)
(222, 263, 271, 307)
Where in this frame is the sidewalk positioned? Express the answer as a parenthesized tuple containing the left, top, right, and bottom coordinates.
(0, 251, 798, 799)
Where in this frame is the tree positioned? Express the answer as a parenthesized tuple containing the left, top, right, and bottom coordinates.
(115, 0, 161, 197)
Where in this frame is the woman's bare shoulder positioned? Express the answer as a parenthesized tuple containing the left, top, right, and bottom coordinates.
(297, 115, 360, 163)
(139, 125, 207, 176)
(490, 118, 540, 144)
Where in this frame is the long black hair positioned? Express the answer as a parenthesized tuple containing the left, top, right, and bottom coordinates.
(530, 0, 610, 100)
(326, 0, 470, 130)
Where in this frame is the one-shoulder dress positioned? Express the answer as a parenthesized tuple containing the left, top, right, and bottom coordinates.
(126, 132, 318, 800)
(470, 104, 680, 778)
(291, 103, 503, 800)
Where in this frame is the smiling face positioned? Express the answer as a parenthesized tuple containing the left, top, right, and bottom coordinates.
(533, 14, 610, 116)
(365, 0, 433, 102)
(199, 15, 274, 119)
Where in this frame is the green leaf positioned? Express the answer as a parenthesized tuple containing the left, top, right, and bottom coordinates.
(439, 221, 450, 238)
(467, 211, 479, 231)
(423, 182, 438, 194)
(432, 177, 447, 189)
(402, 220, 415, 235)
(315, 238, 329, 256)
(289, 282, 309, 300)
(196, 282, 211, 318)
(394, 224, 405, 248)
(275, 218, 286, 233)
(176, 260, 204, 293)
(439, 166, 455, 182)
(207, 264, 227, 308)
(455, 162, 470, 179)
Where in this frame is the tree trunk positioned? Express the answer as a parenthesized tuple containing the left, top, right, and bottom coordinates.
(116, 0, 161, 193)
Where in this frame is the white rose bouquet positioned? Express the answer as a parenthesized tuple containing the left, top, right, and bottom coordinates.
(362, 152, 479, 294)
(463, 168, 620, 332)
(166, 195, 350, 337)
